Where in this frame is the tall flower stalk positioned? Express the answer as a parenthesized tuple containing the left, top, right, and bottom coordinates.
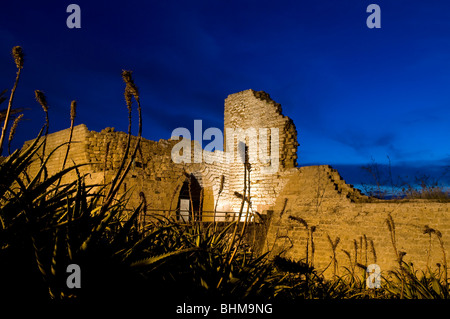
(7, 113, 23, 154)
(55, 100, 77, 190)
(34, 90, 49, 160)
(96, 70, 143, 223)
(0, 46, 24, 155)
(61, 100, 77, 172)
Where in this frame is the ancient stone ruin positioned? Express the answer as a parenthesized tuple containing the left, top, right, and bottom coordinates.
(23, 89, 450, 278)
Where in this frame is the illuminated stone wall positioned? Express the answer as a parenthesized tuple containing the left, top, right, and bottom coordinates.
(263, 165, 450, 278)
(22, 89, 298, 220)
(22, 90, 450, 278)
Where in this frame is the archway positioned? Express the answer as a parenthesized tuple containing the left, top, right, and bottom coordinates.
(176, 174, 202, 222)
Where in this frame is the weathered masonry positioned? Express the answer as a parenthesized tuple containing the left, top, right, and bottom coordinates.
(23, 89, 450, 278)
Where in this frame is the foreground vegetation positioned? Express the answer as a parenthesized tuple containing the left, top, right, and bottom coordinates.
(0, 47, 449, 306)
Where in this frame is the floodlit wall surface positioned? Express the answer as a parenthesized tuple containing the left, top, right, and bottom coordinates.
(23, 90, 450, 278)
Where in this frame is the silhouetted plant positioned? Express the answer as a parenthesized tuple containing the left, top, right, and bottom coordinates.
(0, 46, 24, 155)
(327, 234, 340, 277)
(2, 45, 449, 306)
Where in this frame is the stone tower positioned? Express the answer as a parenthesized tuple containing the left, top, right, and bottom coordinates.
(221, 89, 299, 213)
(224, 89, 298, 168)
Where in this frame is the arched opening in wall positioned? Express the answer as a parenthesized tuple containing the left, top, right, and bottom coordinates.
(177, 174, 202, 222)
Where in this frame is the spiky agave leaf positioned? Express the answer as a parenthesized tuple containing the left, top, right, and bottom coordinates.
(130, 247, 197, 269)
(0, 127, 45, 200)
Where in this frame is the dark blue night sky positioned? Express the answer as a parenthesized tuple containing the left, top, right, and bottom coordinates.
(1, 1, 449, 189)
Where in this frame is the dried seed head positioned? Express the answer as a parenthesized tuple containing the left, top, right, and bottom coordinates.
(398, 251, 407, 263)
(327, 234, 333, 245)
(121, 70, 133, 84)
(327, 235, 340, 250)
(288, 216, 308, 228)
(35, 90, 48, 113)
(70, 100, 77, 122)
(218, 175, 225, 194)
(386, 214, 395, 233)
(234, 191, 243, 199)
(335, 237, 340, 247)
(342, 250, 351, 259)
(356, 263, 367, 270)
(121, 69, 139, 100)
(12, 46, 24, 69)
(423, 225, 435, 235)
(370, 239, 377, 262)
(8, 113, 23, 144)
